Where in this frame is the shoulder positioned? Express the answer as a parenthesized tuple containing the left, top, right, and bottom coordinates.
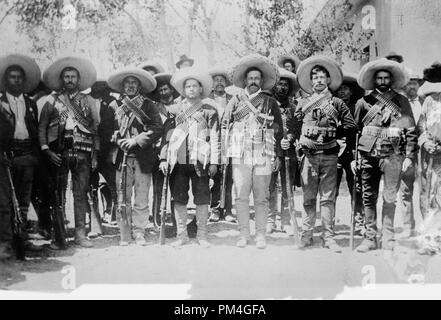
(259, 92, 278, 105)
(167, 103, 181, 116)
(201, 103, 218, 114)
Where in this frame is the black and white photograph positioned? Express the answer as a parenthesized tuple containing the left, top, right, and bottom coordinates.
(1, 0, 441, 303)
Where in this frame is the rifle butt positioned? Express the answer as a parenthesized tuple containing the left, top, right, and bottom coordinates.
(284, 155, 301, 247)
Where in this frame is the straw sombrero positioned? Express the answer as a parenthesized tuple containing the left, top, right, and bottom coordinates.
(385, 51, 404, 64)
(231, 54, 279, 91)
(419, 62, 441, 96)
(138, 60, 165, 75)
(0, 54, 41, 93)
(277, 54, 301, 72)
(43, 56, 97, 91)
(297, 55, 343, 94)
(108, 68, 157, 95)
(148, 72, 180, 102)
(278, 68, 300, 97)
(171, 67, 213, 99)
(357, 58, 408, 91)
(208, 67, 232, 86)
(176, 54, 194, 69)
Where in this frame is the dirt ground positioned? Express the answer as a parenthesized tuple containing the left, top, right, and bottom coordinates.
(1, 180, 441, 299)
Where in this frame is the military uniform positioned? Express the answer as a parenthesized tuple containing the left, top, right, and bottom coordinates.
(294, 89, 356, 245)
(354, 89, 418, 246)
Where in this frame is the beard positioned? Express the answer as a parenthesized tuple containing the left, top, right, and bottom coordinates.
(377, 84, 390, 92)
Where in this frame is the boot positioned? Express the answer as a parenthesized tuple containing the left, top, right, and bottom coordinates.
(356, 238, 377, 253)
(171, 203, 190, 247)
(196, 205, 210, 248)
(74, 228, 94, 248)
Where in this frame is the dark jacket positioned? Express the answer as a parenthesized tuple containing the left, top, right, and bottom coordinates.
(354, 90, 418, 159)
(110, 95, 163, 173)
(0, 92, 40, 155)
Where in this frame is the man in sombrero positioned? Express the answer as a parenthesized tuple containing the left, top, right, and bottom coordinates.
(176, 54, 194, 70)
(207, 66, 235, 223)
(0, 54, 43, 258)
(159, 67, 219, 248)
(138, 60, 166, 76)
(417, 62, 441, 219)
(268, 68, 300, 235)
(288, 55, 356, 252)
(108, 67, 163, 246)
(149, 72, 179, 235)
(354, 58, 417, 252)
(40, 56, 100, 249)
(224, 54, 283, 249)
(277, 54, 301, 73)
(334, 71, 365, 236)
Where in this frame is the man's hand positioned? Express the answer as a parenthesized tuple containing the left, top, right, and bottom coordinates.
(281, 138, 290, 151)
(208, 164, 218, 178)
(92, 153, 98, 171)
(159, 160, 169, 175)
(272, 157, 281, 172)
(45, 149, 62, 167)
(402, 158, 413, 172)
(424, 141, 437, 154)
(119, 138, 137, 152)
(350, 160, 357, 175)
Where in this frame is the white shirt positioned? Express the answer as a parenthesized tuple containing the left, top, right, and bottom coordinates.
(213, 93, 228, 118)
(408, 97, 422, 123)
(245, 88, 262, 100)
(6, 92, 29, 140)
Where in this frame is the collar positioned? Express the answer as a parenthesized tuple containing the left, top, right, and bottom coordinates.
(375, 88, 392, 95)
(312, 87, 330, 98)
(245, 88, 261, 100)
(213, 92, 227, 99)
(6, 92, 25, 103)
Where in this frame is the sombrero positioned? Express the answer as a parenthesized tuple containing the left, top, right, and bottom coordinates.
(176, 54, 194, 69)
(208, 66, 232, 86)
(138, 60, 165, 75)
(405, 68, 425, 86)
(278, 68, 300, 97)
(148, 72, 180, 102)
(357, 58, 408, 91)
(419, 62, 441, 96)
(231, 54, 279, 91)
(277, 54, 301, 72)
(0, 54, 41, 93)
(297, 55, 343, 94)
(385, 51, 404, 63)
(171, 67, 213, 99)
(335, 71, 365, 100)
(107, 68, 157, 94)
(43, 56, 97, 91)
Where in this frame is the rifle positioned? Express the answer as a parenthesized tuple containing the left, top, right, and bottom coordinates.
(4, 152, 25, 260)
(281, 115, 301, 248)
(220, 106, 233, 209)
(159, 157, 170, 245)
(426, 154, 434, 213)
(117, 152, 131, 243)
(350, 133, 360, 250)
(88, 179, 103, 237)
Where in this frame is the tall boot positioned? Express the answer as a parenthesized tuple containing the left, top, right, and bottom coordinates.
(171, 203, 189, 247)
(196, 205, 210, 247)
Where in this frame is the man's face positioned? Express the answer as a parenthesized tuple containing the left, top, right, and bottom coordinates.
(284, 62, 294, 72)
(311, 71, 330, 93)
(184, 78, 203, 99)
(275, 78, 290, 97)
(62, 69, 80, 92)
(123, 76, 141, 96)
(245, 70, 263, 94)
(180, 61, 192, 69)
(5, 69, 25, 95)
(213, 75, 227, 93)
(405, 79, 420, 98)
(375, 71, 392, 92)
(158, 84, 173, 103)
(337, 84, 353, 103)
(91, 83, 111, 99)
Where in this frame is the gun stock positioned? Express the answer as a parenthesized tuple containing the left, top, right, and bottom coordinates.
(117, 152, 131, 243)
(159, 165, 169, 245)
(350, 133, 360, 250)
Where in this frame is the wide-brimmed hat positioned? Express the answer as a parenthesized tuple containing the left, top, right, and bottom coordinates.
(176, 54, 194, 69)
(43, 56, 96, 91)
(107, 68, 157, 94)
(278, 68, 300, 97)
(297, 55, 343, 94)
(385, 51, 404, 63)
(208, 67, 232, 86)
(277, 54, 301, 72)
(231, 54, 279, 91)
(335, 71, 365, 100)
(405, 68, 425, 86)
(418, 62, 441, 96)
(171, 67, 213, 99)
(138, 60, 165, 75)
(0, 54, 41, 93)
(149, 72, 180, 102)
(357, 58, 408, 91)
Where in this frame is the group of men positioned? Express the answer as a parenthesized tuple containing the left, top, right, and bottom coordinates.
(0, 49, 440, 260)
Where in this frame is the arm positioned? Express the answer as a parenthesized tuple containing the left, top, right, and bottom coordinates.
(134, 100, 164, 149)
(399, 96, 418, 159)
(271, 99, 284, 158)
(336, 98, 357, 139)
(417, 98, 430, 148)
(208, 107, 220, 165)
(38, 100, 53, 151)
